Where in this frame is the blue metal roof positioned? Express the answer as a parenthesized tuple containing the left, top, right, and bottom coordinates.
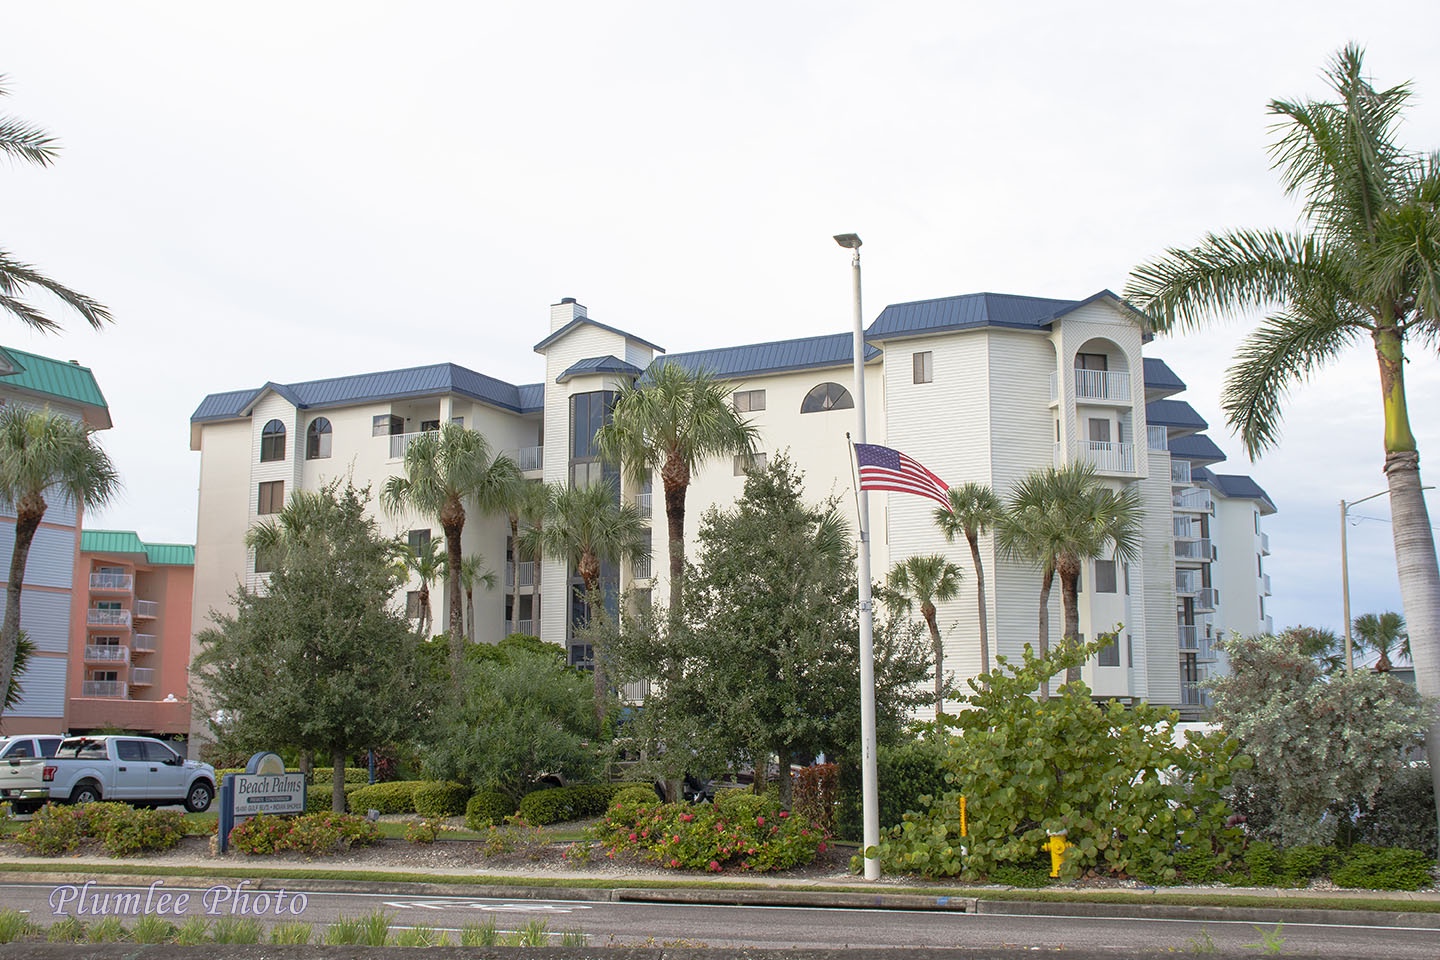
(656, 332, 881, 381)
(516, 383, 544, 413)
(866, 289, 1144, 341)
(1168, 433, 1226, 466)
(1210, 473, 1278, 515)
(556, 355, 644, 384)
(1143, 358, 1186, 397)
(533, 316, 664, 354)
(192, 362, 534, 423)
(1146, 399, 1209, 433)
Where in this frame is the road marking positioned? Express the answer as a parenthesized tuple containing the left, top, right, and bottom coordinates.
(381, 900, 591, 913)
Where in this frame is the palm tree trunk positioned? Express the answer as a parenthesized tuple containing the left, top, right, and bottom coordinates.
(508, 517, 520, 638)
(416, 583, 431, 639)
(661, 457, 690, 614)
(465, 586, 475, 643)
(1059, 562, 1082, 685)
(1037, 565, 1054, 701)
(0, 501, 44, 724)
(966, 531, 990, 675)
(441, 516, 466, 670)
(924, 604, 943, 721)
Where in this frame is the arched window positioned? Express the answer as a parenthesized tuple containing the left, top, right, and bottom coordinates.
(260, 419, 287, 462)
(306, 417, 332, 460)
(800, 382, 854, 414)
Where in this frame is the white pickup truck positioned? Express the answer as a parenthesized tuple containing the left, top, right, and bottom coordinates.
(0, 736, 215, 814)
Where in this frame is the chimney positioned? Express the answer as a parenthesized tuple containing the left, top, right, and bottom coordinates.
(549, 297, 587, 332)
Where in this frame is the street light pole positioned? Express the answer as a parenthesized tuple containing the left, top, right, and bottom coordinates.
(1340, 485, 1434, 672)
(834, 232, 880, 882)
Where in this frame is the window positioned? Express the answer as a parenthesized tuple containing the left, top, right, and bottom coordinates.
(1257, 554, 1263, 576)
(372, 415, 403, 437)
(94, 635, 120, 646)
(408, 529, 432, 551)
(260, 419, 286, 462)
(144, 741, 178, 764)
(1088, 418, 1111, 443)
(1123, 563, 1131, 596)
(306, 418, 332, 460)
(1254, 511, 1261, 533)
(89, 671, 118, 683)
(420, 419, 441, 432)
(912, 351, 933, 384)
(733, 452, 768, 476)
(1076, 352, 1108, 371)
(95, 601, 121, 611)
(258, 480, 284, 515)
(1127, 633, 1133, 668)
(1098, 636, 1121, 667)
(116, 740, 145, 762)
(1094, 559, 1117, 593)
(254, 544, 280, 574)
(800, 382, 854, 413)
(733, 389, 765, 412)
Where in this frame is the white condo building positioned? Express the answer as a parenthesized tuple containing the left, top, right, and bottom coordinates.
(188, 292, 1275, 740)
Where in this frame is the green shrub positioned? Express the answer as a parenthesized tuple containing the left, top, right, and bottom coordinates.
(595, 792, 822, 872)
(349, 780, 424, 815)
(304, 782, 366, 814)
(413, 781, 470, 818)
(405, 818, 441, 844)
(14, 803, 183, 857)
(791, 763, 839, 836)
(1173, 847, 1228, 884)
(310, 767, 370, 784)
(611, 784, 661, 806)
(14, 804, 88, 855)
(1281, 844, 1339, 884)
(1244, 841, 1284, 886)
(986, 857, 1054, 887)
(1331, 845, 1434, 891)
(518, 786, 584, 825)
(229, 812, 380, 855)
(1351, 764, 1437, 858)
(466, 791, 515, 830)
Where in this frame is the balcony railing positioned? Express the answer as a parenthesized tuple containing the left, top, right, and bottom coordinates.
(83, 680, 127, 698)
(1259, 531, 1271, 555)
(133, 600, 159, 620)
(1173, 489, 1214, 513)
(1147, 424, 1169, 451)
(506, 446, 543, 472)
(632, 556, 652, 580)
(506, 619, 535, 636)
(131, 668, 155, 686)
(84, 645, 129, 663)
(132, 634, 157, 653)
(1181, 679, 1212, 708)
(89, 572, 133, 592)
(505, 561, 540, 588)
(1175, 571, 1200, 595)
(1171, 459, 1192, 484)
(1178, 623, 1198, 647)
(1194, 587, 1219, 612)
(635, 492, 652, 519)
(1174, 538, 1213, 562)
(1075, 440, 1135, 474)
(87, 608, 131, 627)
(1049, 369, 1132, 402)
(1261, 573, 1272, 596)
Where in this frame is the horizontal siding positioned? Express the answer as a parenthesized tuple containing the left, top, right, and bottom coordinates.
(0, 524, 77, 588)
(0, 493, 78, 526)
(8, 654, 67, 717)
(0, 590, 73, 653)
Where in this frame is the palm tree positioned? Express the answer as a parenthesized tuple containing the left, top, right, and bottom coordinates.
(1285, 625, 1347, 675)
(394, 538, 448, 638)
(1124, 46, 1440, 829)
(0, 406, 119, 721)
(887, 555, 963, 718)
(522, 481, 648, 726)
(380, 424, 519, 670)
(934, 483, 1004, 676)
(1, 76, 110, 331)
(594, 363, 758, 613)
(1353, 611, 1409, 673)
(458, 553, 498, 643)
(501, 478, 551, 635)
(999, 462, 1142, 686)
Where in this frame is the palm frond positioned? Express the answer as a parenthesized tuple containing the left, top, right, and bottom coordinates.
(0, 250, 112, 331)
(0, 75, 59, 166)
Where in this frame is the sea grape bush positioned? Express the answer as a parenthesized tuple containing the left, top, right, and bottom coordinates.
(594, 790, 823, 872)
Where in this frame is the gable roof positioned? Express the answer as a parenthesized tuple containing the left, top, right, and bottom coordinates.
(866, 289, 1145, 342)
(0, 346, 111, 429)
(556, 355, 644, 384)
(533, 316, 664, 354)
(81, 530, 195, 566)
(655, 332, 881, 381)
(1209, 473, 1278, 515)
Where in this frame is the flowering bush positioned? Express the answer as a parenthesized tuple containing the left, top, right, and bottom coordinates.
(14, 803, 183, 857)
(593, 791, 822, 872)
(229, 812, 380, 855)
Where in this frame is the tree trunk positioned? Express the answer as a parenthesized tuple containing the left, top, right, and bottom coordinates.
(1036, 564, 1054, 701)
(416, 582, 431, 639)
(332, 749, 347, 814)
(661, 455, 691, 615)
(580, 578, 606, 730)
(465, 587, 476, 643)
(1058, 553, 1082, 685)
(0, 499, 44, 725)
(509, 516, 520, 637)
(923, 603, 944, 721)
(966, 531, 990, 676)
(441, 509, 466, 673)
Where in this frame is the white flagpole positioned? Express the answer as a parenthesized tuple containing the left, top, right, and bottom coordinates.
(835, 232, 880, 881)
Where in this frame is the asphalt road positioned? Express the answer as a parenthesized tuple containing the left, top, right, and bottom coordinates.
(5, 881, 1439, 955)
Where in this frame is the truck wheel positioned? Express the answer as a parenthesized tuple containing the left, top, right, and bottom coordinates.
(185, 781, 214, 813)
(69, 781, 102, 805)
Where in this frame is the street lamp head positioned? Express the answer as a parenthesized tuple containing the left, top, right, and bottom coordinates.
(833, 233, 862, 249)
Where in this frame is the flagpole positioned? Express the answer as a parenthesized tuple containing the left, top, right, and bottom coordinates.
(835, 232, 880, 882)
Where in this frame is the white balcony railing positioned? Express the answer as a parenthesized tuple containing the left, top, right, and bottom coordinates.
(506, 619, 535, 636)
(87, 608, 131, 627)
(133, 600, 158, 619)
(1075, 440, 1135, 474)
(1178, 623, 1198, 647)
(507, 445, 543, 472)
(1261, 573, 1272, 596)
(1175, 571, 1200, 595)
(83, 680, 127, 698)
(1195, 587, 1219, 612)
(89, 572, 133, 591)
(1174, 538, 1213, 562)
(505, 561, 540, 588)
(1173, 489, 1214, 513)
(84, 645, 129, 663)
(1181, 680, 1211, 708)
(1171, 459, 1192, 484)
(1074, 369, 1131, 401)
(1259, 531, 1271, 555)
(1147, 425, 1169, 451)
(131, 668, 155, 686)
(635, 492, 652, 519)
(632, 556, 652, 580)
(132, 634, 157, 653)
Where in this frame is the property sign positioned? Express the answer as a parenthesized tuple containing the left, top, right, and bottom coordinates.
(230, 772, 307, 816)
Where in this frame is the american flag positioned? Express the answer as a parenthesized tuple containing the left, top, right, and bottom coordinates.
(854, 443, 952, 511)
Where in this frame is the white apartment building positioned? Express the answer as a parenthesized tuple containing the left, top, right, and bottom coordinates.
(188, 292, 1275, 733)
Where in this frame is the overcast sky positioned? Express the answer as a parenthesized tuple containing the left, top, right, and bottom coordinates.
(3, 2, 1438, 640)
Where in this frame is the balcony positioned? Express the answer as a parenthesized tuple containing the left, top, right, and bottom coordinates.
(84, 645, 129, 663)
(87, 608, 131, 627)
(89, 572, 133, 592)
(1261, 573, 1272, 596)
(68, 696, 190, 735)
(1174, 538, 1213, 563)
(1170, 459, 1192, 484)
(133, 600, 159, 620)
(1175, 571, 1200, 596)
(131, 668, 155, 686)
(1049, 370, 1131, 402)
(1259, 531, 1271, 555)
(634, 492, 652, 519)
(1181, 679, 1212, 708)
(506, 445, 543, 473)
(132, 634, 157, 653)
(505, 561, 540, 589)
(632, 556, 652, 580)
(1178, 623, 1198, 647)
(1194, 587, 1219, 612)
(82, 680, 127, 698)
(1072, 440, 1135, 474)
(506, 619, 535, 636)
(1147, 425, 1169, 451)
(1173, 489, 1214, 514)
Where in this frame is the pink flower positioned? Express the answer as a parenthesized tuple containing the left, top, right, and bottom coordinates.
(708, 860, 721, 872)
(818, 842, 827, 853)
(628, 832, 637, 841)
(756, 816, 765, 826)
(669, 858, 680, 868)
(778, 810, 789, 819)
(680, 813, 694, 822)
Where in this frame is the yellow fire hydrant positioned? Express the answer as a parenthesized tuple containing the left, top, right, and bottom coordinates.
(1044, 830, 1070, 878)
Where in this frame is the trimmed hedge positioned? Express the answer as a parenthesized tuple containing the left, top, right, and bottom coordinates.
(466, 791, 516, 830)
(213, 766, 368, 784)
(518, 782, 653, 826)
(1332, 845, 1435, 891)
(348, 780, 425, 815)
(612, 784, 662, 806)
(413, 781, 471, 818)
(305, 783, 366, 814)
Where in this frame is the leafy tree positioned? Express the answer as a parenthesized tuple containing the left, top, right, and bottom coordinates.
(605, 455, 929, 799)
(380, 424, 520, 669)
(1125, 45, 1440, 837)
(3, 631, 34, 711)
(934, 482, 1003, 675)
(0, 406, 119, 724)
(194, 481, 432, 811)
(1354, 611, 1410, 673)
(522, 480, 648, 726)
(394, 537, 447, 638)
(0, 76, 110, 332)
(886, 554, 963, 719)
(421, 643, 596, 802)
(1208, 632, 1432, 848)
(876, 638, 1245, 881)
(457, 552, 497, 644)
(594, 363, 759, 612)
(999, 462, 1141, 685)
